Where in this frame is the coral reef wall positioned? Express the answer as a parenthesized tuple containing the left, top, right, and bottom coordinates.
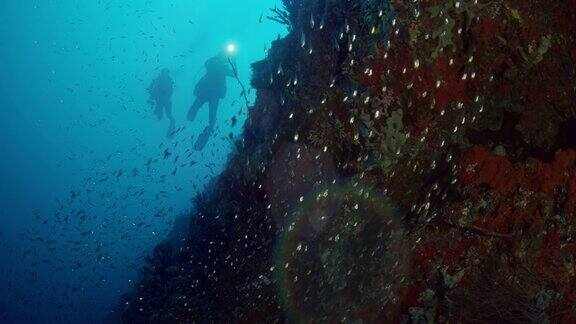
(123, 0, 576, 322)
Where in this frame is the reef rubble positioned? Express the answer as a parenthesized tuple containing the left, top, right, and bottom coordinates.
(123, 0, 576, 322)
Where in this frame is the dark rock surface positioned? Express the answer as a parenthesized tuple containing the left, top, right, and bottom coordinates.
(123, 0, 576, 322)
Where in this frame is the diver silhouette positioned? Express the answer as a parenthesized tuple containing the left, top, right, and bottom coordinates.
(148, 68, 176, 139)
(188, 51, 235, 150)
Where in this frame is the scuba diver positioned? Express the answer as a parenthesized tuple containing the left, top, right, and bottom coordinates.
(148, 68, 176, 139)
(188, 50, 236, 150)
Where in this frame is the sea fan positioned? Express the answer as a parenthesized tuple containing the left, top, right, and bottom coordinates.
(268, 0, 302, 31)
(448, 257, 550, 323)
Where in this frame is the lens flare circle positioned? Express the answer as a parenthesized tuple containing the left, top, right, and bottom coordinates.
(274, 181, 410, 322)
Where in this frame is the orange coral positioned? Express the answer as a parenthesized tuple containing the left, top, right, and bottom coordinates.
(461, 146, 576, 215)
(460, 145, 518, 194)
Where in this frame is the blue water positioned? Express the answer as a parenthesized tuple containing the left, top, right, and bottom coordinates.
(0, 1, 285, 322)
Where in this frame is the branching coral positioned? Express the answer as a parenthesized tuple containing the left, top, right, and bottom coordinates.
(307, 118, 346, 149)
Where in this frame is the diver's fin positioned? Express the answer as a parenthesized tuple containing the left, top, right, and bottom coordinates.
(193, 127, 212, 151)
(166, 119, 176, 139)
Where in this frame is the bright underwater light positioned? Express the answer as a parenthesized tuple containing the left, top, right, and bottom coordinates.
(226, 43, 237, 54)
